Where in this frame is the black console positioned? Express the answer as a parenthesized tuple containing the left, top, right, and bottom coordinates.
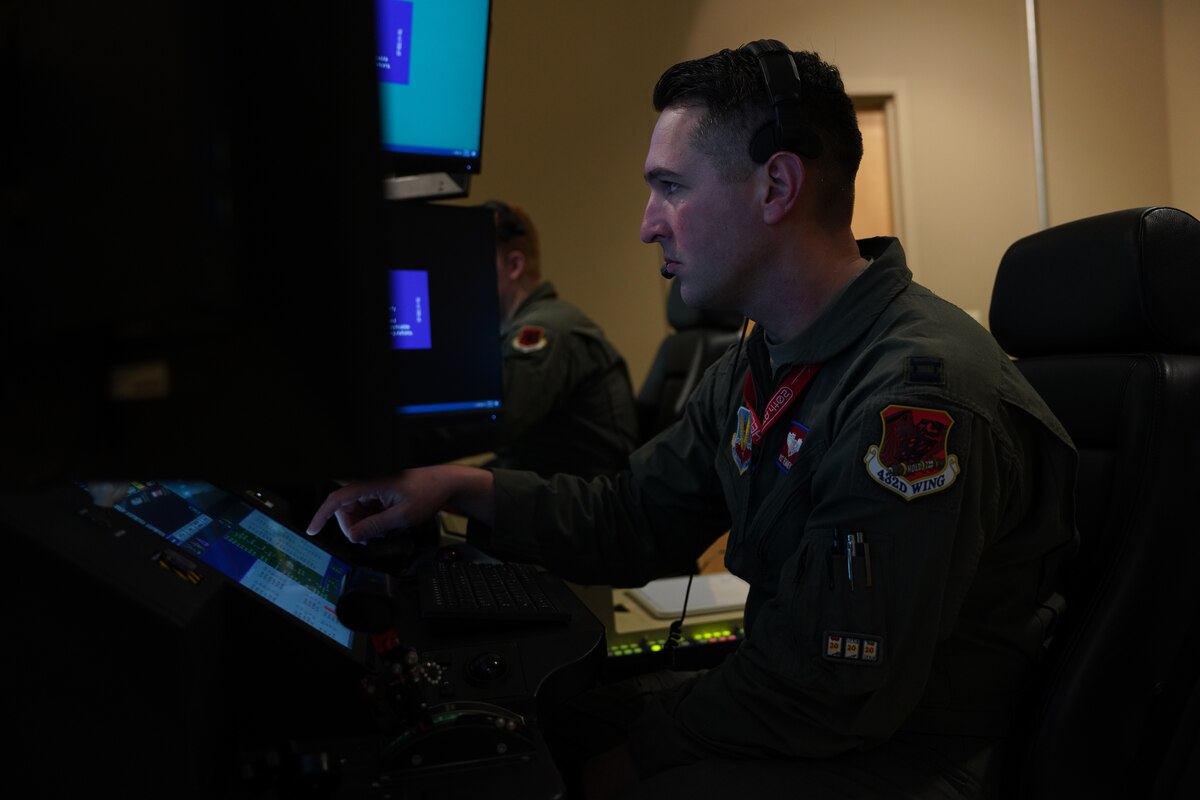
(1, 480, 605, 799)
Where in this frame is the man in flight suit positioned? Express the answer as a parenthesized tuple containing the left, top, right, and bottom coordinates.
(308, 42, 1078, 800)
(420, 200, 639, 479)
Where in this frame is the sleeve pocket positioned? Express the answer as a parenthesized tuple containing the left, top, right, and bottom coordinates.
(768, 527, 894, 692)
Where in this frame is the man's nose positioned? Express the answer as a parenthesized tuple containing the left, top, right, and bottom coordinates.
(640, 195, 664, 244)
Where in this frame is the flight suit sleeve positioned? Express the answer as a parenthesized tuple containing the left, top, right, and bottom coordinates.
(471, 357, 739, 587)
(493, 323, 580, 441)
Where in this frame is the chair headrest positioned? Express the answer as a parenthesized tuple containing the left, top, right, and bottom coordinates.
(666, 279, 745, 332)
(990, 206, 1200, 357)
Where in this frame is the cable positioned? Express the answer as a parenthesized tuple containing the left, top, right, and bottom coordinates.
(664, 572, 694, 668)
(664, 316, 751, 669)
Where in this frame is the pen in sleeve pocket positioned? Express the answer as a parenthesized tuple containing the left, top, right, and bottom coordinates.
(856, 531, 874, 587)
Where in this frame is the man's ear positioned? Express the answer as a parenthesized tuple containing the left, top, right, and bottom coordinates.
(502, 249, 527, 281)
(761, 151, 805, 225)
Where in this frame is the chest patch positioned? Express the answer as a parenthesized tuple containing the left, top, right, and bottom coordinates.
(863, 404, 960, 500)
(731, 405, 754, 475)
(512, 325, 548, 353)
(775, 419, 809, 473)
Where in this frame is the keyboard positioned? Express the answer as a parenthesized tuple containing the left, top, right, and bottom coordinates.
(418, 560, 571, 625)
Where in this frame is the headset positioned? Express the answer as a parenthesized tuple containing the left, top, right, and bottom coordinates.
(745, 39, 823, 163)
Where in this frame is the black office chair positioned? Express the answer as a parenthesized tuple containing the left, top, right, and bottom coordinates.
(635, 280, 744, 444)
(988, 206, 1200, 799)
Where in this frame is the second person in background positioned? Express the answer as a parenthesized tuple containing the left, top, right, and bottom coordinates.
(420, 200, 640, 479)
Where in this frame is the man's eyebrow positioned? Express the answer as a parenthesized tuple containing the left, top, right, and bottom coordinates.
(644, 167, 683, 185)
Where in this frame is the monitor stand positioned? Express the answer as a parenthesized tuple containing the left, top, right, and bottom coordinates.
(384, 171, 472, 201)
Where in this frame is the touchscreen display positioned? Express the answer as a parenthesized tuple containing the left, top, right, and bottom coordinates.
(95, 479, 357, 649)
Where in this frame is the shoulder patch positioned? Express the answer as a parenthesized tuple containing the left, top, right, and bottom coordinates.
(512, 325, 548, 353)
(863, 404, 960, 500)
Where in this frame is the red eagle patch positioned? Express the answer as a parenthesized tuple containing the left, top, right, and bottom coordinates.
(863, 404, 960, 500)
(512, 325, 548, 353)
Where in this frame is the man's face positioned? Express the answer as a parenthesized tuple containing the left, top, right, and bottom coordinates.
(640, 105, 761, 312)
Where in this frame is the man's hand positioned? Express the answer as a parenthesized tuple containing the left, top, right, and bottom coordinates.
(305, 465, 496, 544)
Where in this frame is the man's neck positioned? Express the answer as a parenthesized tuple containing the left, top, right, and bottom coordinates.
(501, 282, 537, 325)
(754, 237, 868, 341)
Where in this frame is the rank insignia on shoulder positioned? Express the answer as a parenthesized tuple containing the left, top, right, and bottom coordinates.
(863, 404, 960, 500)
(824, 631, 883, 665)
(512, 325, 548, 353)
(905, 356, 944, 385)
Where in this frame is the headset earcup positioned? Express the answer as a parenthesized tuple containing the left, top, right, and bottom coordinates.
(744, 40, 823, 163)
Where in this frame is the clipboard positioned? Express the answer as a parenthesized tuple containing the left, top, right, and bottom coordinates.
(625, 572, 750, 620)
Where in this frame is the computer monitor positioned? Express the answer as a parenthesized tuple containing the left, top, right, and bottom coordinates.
(381, 202, 504, 418)
(376, 0, 493, 200)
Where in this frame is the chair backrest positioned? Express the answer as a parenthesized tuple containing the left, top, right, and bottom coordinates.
(988, 206, 1200, 799)
(635, 280, 744, 443)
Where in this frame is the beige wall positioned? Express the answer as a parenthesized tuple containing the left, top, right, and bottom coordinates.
(1039, 0, 1172, 223)
(458, 0, 1198, 391)
(453, 3, 685, 394)
(1164, 0, 1200, 217)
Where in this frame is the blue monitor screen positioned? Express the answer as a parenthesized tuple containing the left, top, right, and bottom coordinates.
(96, 480, 358, 649)
(376, 0, 491, 174)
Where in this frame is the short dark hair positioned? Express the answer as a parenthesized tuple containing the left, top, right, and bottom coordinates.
(481, 200, 541, 272)
(481, 200, 528, 241)
(652, 43, 863, 228)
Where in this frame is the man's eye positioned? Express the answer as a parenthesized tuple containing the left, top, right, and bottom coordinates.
(663, 181, 680, 196)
